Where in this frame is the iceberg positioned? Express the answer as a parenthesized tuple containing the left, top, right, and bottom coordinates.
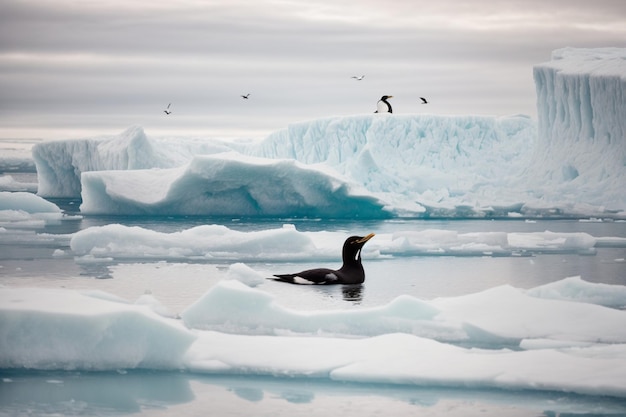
(29, 47, 626, 218)
(31, 126, 246, 198)
(79, 152, 389, 218)
(530, 47, 626, 211)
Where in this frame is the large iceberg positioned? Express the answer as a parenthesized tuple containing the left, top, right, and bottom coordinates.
(29, 48, 626, 218)
(531, 47, 626, 211)
(80, 152, 388, 218)
(32, 126, 238, 198)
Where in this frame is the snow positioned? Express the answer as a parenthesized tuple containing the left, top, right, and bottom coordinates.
(2, 279, 626, 398)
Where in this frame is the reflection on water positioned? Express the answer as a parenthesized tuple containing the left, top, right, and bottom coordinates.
(1, 370, 626, 417)
(342, 284, 364, 303)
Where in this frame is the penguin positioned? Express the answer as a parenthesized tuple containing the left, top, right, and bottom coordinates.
(375, 96, 393, 113)
(270, 233, 375, 285)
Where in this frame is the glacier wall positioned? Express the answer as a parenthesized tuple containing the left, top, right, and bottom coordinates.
(531, 47, 626, 210)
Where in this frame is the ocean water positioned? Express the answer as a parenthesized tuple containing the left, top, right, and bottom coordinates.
(3, 370, 626, 417)
(1, 201, 626, 416)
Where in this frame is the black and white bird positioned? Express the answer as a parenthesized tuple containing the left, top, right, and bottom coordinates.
(163, 103, 172, 115)
(270, 233, 375, 285)
(241, 93, 250, 99)
(420, 97, 428, 104)
(351, 75, 365, 81)
(375, 95, 393, 113)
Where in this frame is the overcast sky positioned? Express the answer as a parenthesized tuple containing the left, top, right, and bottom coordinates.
(1, 0, 624, 140)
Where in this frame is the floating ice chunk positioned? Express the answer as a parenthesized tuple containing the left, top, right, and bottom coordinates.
(527, 276, 626, 308)
(181, 280, 471, 342)
(432, 284, 626, 344)
(0, 191, 65, 228)
(70, 223, 317, 261)
(0, 191, 60, 213)
(0, 288, 196, 370)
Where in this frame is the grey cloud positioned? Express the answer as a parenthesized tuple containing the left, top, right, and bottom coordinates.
(0, 0, 624, 139)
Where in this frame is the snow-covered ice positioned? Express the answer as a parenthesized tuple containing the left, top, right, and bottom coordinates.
(0, 191, 68, 229)
(2, 279, 626, 398)
(79, 151, 388, 218)
(68, 222, 625, 262)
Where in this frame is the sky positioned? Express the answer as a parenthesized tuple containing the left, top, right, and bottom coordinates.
(0, 0, 625, 141)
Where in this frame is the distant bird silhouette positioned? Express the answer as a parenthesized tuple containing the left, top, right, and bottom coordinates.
(420, 97, 428, 104)
(351, 75, 365, 81)
(375, 95, 393, 113)
(270, 233, 375, 285)
(163, 103, 172, 115)
(241, 93, 250, 99)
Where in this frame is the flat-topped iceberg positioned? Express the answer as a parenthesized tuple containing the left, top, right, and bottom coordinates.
(80, 152, 389, 218)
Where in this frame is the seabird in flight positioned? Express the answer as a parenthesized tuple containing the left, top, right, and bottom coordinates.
(241, 93, 250, 99)
(420, 97, 428, 104)
(351, 75, 365, 81)
(163, 103, 172, 115)
(270, 233, 375, 285)
(375, 95, 393, 113)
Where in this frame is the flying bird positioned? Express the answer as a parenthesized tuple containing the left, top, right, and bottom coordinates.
(163, 103, 172, 115)
(420, 97, 428, 104)
(241, 93, 250, 99)
(351, 75, 365, 81)
(270, 233, 375, 285)
(375, 95, 393, 113)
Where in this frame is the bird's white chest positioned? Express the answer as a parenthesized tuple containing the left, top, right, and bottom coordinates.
(377, 100, 391, 113)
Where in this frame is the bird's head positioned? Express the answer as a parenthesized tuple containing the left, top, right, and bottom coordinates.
(380, 95, 393, 101)
(343, 233, 375, 261)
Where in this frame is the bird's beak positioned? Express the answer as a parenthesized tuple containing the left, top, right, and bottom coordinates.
(356, 233, 375, 244)
(388, 96, 393, 99)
